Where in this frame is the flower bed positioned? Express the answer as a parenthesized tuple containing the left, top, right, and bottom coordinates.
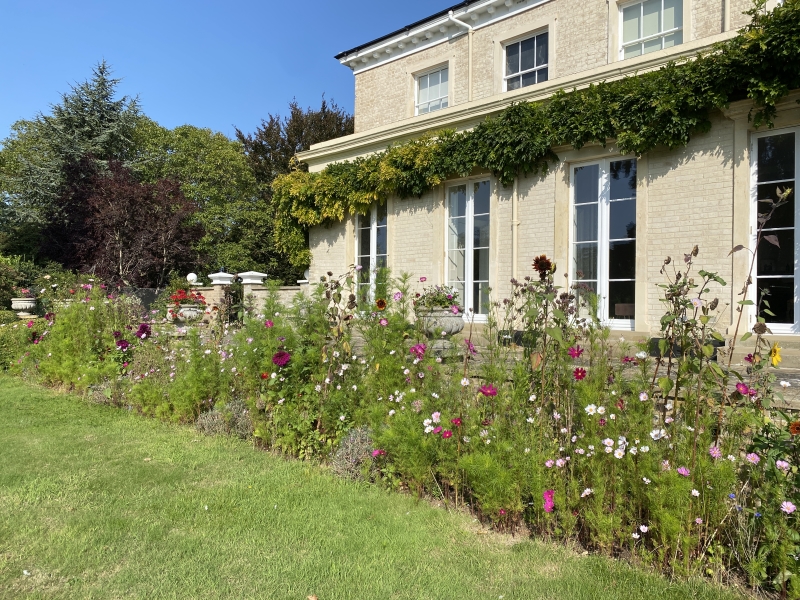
(0, 254, 798, 595)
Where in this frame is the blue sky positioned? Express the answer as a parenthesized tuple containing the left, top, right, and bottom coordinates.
(1, 0, 453, 139)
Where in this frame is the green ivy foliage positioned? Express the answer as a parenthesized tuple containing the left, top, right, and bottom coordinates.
(272, 1, 800, 268)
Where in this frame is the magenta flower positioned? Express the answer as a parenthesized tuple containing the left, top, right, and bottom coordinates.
(420, 277, 427, 282)
(478, 384, 498, 397)
(433, 426, 443, 435)
(598, 418, 607, 426)
(272, 351, 291, 367)
(567, 346, 584, 359)
(543, 489, 555, 513)
(116, 339, 130, 351)
(409, 343, 427, 359)
(736, 382, 751, 396)
(372, 449, 386, 458)
(744, 353, 754, 364)
(450, 305, 460, 315)
(135, 323, 151, 339)
(709, 446, 722, 459)
(464, 338, 477, 356)
(265, 320, 274, 328)
(677, 467, 690, 477)
(442, 430, 453, 439)
(26, 320, 34, 329)
(746, 453, 760, 465)
(499, 509, 506, 516)
(573, 367, 587, 381)
(379, 318, 388, 327)
(451, 417, 462, 426)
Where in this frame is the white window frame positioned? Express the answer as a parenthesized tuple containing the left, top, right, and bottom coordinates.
(503, 29, 549, 92)
(570, 157, 638, 330)
(749, 126, 800, 334)
(619, 0, 683, 60)
(445, 178, 491, 322)
(356, 203, 388, 303)
(415, 65, 449, 116)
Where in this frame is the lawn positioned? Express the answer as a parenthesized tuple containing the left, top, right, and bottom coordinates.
(0, 377, 747, 600)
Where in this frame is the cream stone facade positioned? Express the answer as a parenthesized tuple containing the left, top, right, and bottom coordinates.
(300, 0, 798, 350)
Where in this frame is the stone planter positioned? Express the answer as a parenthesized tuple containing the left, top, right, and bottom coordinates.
(175, 304, 203, 323)
(11, 297, 36, 318)
(417, 308, 465, 356)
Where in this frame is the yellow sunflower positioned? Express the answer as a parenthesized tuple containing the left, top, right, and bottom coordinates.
(769, 343, 782, 367)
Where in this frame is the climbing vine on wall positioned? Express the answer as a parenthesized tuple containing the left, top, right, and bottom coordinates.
(273, 1, 800, 268)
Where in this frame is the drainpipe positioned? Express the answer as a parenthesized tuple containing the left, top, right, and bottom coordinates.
(723, 0, 731, 32)
(512, 177, 519, 280)
(448, 10, 473, 101)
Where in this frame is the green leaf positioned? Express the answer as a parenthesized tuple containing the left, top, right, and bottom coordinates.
(658, 339, 669, 356)
(738, 300, 755, 306)
(545, 327, 563, 343)
(658, 377, 674, 395)
(702, 344, 715, 358)
(711, 331, 725, 342)
(740, 332, 752, 342)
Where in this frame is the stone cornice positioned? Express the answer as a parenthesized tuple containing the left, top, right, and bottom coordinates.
(300, 30, 738, 171)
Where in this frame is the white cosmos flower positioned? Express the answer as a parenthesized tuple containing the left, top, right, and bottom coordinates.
(632, 533, 640, 539)
(581, 488, 593, 498)
(585, 404, 597, 415)
(636, 351, 648, 360)
(461, 377, 470, 387)
(642, 477, 651, 484)
(640, 445, 650, 453)
(640, 525, 649, 532)
(691, 489, 700, 497)
(614, 448, 625, 459)
(597, 406, 606, 415)
(602, 438, 614, 447)
(780, 381, 791, 388)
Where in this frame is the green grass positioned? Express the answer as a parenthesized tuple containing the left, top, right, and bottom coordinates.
(0, 378, 747, 600)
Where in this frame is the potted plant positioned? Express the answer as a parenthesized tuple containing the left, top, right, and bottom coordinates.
(414, 283, 464, 353)
(168, 289, 207, 323)
(10, 287, 37, 318)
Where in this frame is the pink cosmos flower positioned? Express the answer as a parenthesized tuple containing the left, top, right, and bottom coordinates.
(709, 446, 722, 459)
(372, 449, 386, 457)
(420, 277, 427, 282)
(464, 339, 477, 355)
(545, 460, 555, 468)
(450, 305, 460, 315)
(573, 367, 587, 381)
(736, 382, 751, 396)
(677, 467, 690, 477)
(379, 318, 388, 326)
(478, 384, 498, 397)
(26, 320, 34, 328)
(567, 346, 584, 359)
(781, 501, 797, 514)
(442, 430, 453, 439)
(432, 426, 442, 435)
(431, 412, 441, 423)
(499, 509, 506, 516)
(393, 291, 403, 301)
(265, 320, 274, 328)
(451, 417, 462, 426)
(776, 460, 790, 472)
(746, 453, 760, 465)
(410, 344, 427, 359)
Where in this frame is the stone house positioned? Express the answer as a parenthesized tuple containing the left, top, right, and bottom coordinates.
(297, 0, 797, 356)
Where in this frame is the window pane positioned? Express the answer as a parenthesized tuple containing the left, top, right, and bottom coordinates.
(574, 164, 599, 204)
(474, 214, 490, 247)
(474, 248, 490, 281)
(610, 200, 637, 239)
(575, 204, 598, 242)
(506, 42, 520, 76)
(537, 67, 548, 83)
(429, 71, 440, 100)
(757, 184, 794, 228)
(418, 104, 430, 115)
(358, 257, 371, 281)
(448, 250, 466, 282)
(449, 282, 465, 309)
(574, 242, 598, 280)
(474, 181, 491, 214)
(376, 226, 387, 255)
(758, 133, 795, 182)
(358, 214, 370, 230)
(622, 4, 641, 43)
(536, 32, 548, 65)
(473, 282, 490, 314)
(609, 281, 636, 319)
(663, 31, 681, 48)
(449, 185, 467, 217)
(359, 228, 371, 257)
(642, 0, 661, 37)
(663, 0, 683, 30)
(521, 71, 538, 89)
(757, 277, 795, 324)
(377, 203, 387, 226)
(507, 76, 521, 91)
(643, 37, 662, 54)
(441, 98, 449, 109)
(419, 74, 429, 103)
(624, 44, 642, 59)
(440, 68, 449, 87)
(448, 217, 466, 250)
(758, 229, 794, 276)
(609, 240, 636, 279)
(427, 99, 441, 113)
(521, 37, 537, 72)
(609, 159, 637, 199)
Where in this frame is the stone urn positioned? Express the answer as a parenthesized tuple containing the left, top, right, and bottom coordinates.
(175, 304, 203, 323)
(417, 308, 465, 356)
(11, 297, 37, 319)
